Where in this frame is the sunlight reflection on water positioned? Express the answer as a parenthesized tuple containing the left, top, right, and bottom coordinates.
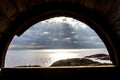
(5, 49, 111, 67)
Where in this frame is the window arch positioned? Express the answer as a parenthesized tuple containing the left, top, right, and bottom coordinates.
(5, 17, 113, 67)
(1, 2, 119, 68)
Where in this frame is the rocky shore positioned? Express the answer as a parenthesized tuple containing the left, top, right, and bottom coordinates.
(84, 53, 110, 60)
(51, 58, 111, 66)
(16, 53, 111, 67)
(16, 65, 41, 67)
(51, 53, 111, 66)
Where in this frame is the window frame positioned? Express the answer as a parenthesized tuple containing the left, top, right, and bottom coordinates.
(5, 17, 114, 68)
(0, 2, 120, 68)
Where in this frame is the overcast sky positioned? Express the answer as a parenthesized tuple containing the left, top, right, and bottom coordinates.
(9, 17, 106, 49)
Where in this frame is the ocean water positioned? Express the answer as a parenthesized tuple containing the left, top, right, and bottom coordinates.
(5, 48, 112, 67)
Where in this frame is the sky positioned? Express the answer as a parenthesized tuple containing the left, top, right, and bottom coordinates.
(9, 17, 106, 49)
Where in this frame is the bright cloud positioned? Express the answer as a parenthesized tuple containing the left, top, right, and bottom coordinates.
(41, 16, 88, 29)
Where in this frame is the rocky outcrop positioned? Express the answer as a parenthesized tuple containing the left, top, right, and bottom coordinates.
(50, 58, 104, 66)
(16, 65, 41, 67)
(84, 54, 110, 60)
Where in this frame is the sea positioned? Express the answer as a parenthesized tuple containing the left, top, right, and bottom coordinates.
(5, 48, 112, 67)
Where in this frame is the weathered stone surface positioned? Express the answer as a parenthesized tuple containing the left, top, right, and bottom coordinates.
(94, 0, 114, 17)
(112, 18, 120, 38)
(0, 0, 18, 21)
(15, 0, 34, 12)
(0, 14, 10, 33)
(84, 0, 95, 9)
(106, 2, 120, 24)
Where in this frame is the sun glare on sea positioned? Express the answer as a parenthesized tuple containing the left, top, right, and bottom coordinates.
(50, 50, 79, 61)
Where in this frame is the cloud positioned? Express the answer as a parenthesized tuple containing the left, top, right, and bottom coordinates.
(9, 17, 106, 49)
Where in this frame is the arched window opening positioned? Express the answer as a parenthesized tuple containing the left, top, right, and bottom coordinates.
(5, 17, 113, 68)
